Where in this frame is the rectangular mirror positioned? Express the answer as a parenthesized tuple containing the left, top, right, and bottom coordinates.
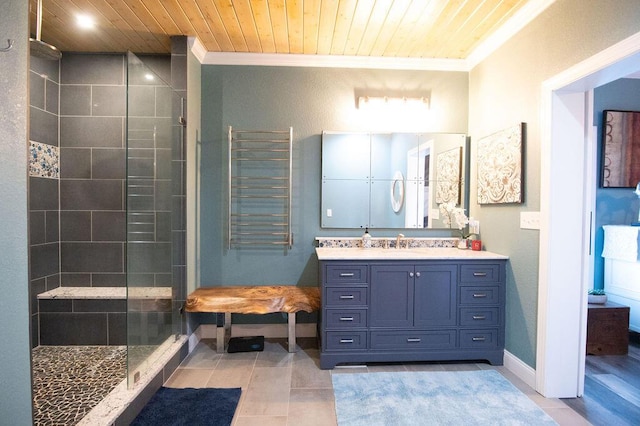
(321, 132, 468, 229)
(601, 110, 640, 188)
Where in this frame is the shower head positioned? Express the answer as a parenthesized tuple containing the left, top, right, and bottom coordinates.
(30, 0, 61, 61)
(29, 38, 61, 60)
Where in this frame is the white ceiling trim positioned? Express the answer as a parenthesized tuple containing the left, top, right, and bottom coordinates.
(188, 37, 208, 63)
(198, 51, 468, 72)
(466, 0, 556, 69)
(190, 0, 557, 72)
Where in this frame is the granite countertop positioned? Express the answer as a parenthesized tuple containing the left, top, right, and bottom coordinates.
(315, 247, 508, 261)
(37, 286, 173, 299)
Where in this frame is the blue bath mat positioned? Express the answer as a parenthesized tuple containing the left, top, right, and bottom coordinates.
(132, 387, 241, 426)
(332, 370, 558, 425)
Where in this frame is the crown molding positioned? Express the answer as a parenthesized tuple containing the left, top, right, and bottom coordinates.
(466, 0, 556, 69)
(198, 51, 468, 72)
(188, 36, 207, 63)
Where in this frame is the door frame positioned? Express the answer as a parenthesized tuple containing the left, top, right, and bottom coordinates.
(536, 31, 640, 397)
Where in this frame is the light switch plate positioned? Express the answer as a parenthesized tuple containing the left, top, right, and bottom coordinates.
(520, 211, 540, 229)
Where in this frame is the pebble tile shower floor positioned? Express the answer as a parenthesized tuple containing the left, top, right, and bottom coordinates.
(32, 346, 126, 425)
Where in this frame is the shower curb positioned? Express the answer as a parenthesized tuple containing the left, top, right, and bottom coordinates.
(77, 335, 188, 426)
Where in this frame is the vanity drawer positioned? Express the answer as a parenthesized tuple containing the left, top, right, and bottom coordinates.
(324, 287, 368, 307)
(459, 307, 500, 326)
(459, 329, 499, 349)
(459, 286, 501, 305)
(460, 264, 502, 284)
(324, 309, 368, 328)
(370, 330, 456, 350)
(325, 331, 368, 350)
(325, 264, 368, 284)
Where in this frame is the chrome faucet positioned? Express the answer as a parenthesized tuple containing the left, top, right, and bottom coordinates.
(396, 233, 405, 249)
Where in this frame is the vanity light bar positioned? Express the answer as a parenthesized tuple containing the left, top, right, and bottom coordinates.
(357, 96, 430, 110)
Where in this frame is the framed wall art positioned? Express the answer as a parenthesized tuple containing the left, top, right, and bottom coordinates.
(477, 123, 525, 204)
(435, 147, 461, 205)
(601, 110, 640, 188)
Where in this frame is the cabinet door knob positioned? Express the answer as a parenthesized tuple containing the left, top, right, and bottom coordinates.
(409, 272, 414, 277)
(415, 272, 421, 278)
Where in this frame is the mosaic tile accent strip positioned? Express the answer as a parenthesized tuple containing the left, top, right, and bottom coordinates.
(29, 141, 59, 179)
(32, 346, 126, 426)
(316, 237, 458, 249)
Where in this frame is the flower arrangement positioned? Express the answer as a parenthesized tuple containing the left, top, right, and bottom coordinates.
(439, 202, 473, 239)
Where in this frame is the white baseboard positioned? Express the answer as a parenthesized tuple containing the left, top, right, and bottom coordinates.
(198, 323, 317, 339)
(504, 350, 537, 389)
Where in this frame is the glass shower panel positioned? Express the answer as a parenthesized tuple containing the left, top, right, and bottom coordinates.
(125, 52, 184, 387)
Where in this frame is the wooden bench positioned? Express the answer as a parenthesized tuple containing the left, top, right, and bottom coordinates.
(184, 286, 320, 353)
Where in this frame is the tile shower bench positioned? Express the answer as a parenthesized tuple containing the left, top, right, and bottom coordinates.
(37, 287, 172, 345)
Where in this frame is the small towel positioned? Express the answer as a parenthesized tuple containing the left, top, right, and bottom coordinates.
(602, 225, 640, 262)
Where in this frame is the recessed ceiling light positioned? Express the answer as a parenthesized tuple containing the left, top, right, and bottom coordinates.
(76, 14, 95, 30)
(144, 73, 154, 81)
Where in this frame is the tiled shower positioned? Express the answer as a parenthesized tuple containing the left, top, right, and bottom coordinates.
(30, 52, 132, 346)
(29, 38, 189, 423)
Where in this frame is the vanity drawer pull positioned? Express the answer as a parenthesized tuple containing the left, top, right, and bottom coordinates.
(472, 315, 486, 320)
(473, 272, 487, 277)
(340, 339, 354, 344)
(339, 295, 355, 300)
(407, 338, 422, 343)
(473, 293, 487, 298)
(339, 317, 354, 321)
(339, 273, 355, 277)
(472, 337, 486, 342)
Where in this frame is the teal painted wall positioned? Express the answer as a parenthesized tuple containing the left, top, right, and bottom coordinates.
(199, 66, 468, 323)
(0, 0, 33, 422)
(593, 78, 640, 289)
(469, 0, 640, 368)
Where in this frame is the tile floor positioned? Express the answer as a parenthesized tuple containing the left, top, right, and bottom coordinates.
(164, 338, 591, 426)
(32, 346, 126, 425)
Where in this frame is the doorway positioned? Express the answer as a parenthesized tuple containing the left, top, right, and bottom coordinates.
(537, 32, 640, 398)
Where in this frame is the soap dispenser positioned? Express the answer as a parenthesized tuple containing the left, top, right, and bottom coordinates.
(362, 227, 372, 248)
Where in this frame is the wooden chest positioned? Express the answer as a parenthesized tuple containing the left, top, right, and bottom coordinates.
(586, 302, 630, 355)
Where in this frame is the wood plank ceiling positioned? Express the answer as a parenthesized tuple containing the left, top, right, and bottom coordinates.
(29, 0, 531, 59)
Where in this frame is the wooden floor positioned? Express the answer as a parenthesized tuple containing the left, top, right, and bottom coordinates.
(562, 333, 640, 425)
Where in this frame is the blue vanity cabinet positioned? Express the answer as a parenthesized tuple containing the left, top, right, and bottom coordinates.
(413, 264, 457, 327)
(369, 263, 457, 328)
(369, 264, 414, 328)
(458, 263, 505, 353)
(320, 262, 370, 355)
(319, 258, 506, 369)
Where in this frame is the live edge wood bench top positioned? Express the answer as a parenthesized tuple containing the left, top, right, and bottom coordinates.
(184, 286, 321, 315)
